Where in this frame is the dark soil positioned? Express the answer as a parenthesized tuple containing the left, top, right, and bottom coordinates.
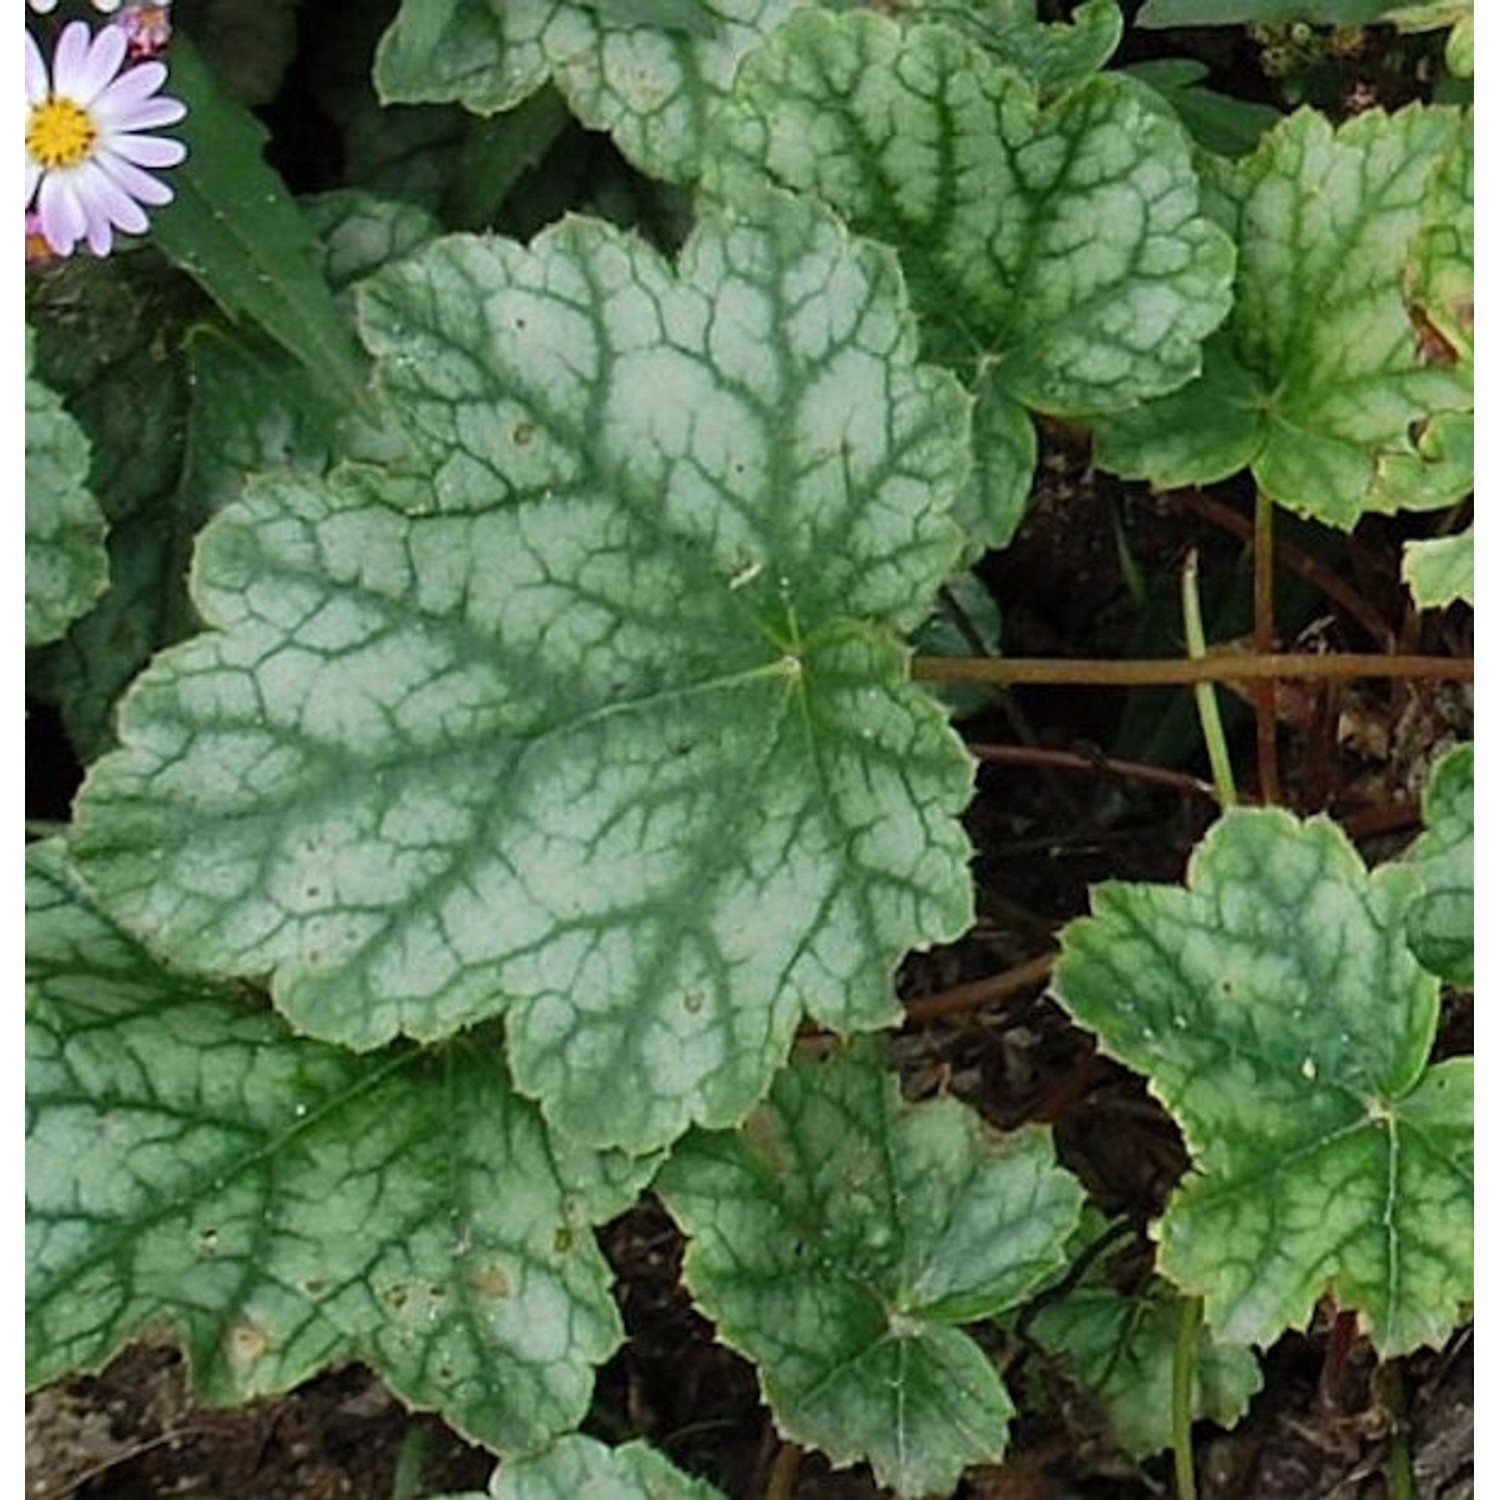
(27, 426, 1473, 1498)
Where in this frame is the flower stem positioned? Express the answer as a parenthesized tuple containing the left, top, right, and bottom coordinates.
(1182, 549, 1238, 807)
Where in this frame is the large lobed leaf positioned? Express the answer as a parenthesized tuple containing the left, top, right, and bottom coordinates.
(657, 1040, 1084, 1496)
(70, 194, 977, 1156)
(1090, 105, 1472, 528)
(702, 9, 1234, 548)
(25, 842, 649, 1452)
(374, 0, 806, 186)
(1052, 810, 1472, 1356)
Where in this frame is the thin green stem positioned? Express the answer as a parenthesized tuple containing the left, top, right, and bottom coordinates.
(389, 1425, 431, 1500)
(1181, 550, 1237, 807)
(1172, 1295, 1203, 1500)
(1380, 1362, 1416, 1500)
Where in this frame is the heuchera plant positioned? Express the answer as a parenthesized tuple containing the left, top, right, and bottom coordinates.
(26, 0, 1472, 1493)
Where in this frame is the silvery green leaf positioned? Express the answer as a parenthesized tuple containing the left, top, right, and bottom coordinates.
(1053, 810, 1472, 1356)
(70, 195, 977, 1155)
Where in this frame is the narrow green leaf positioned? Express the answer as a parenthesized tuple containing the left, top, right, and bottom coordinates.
(441, 88, 575, 233)
(25, 331, 107, 649)
(1091, 106, 1472, 527)
(1402, 529, 1473, 608)
(657, 1040, 1085, 1497)
(149, 33, 373, 419)
(1123, 60, 1281, 157)
(70, 195, 976, 1155)
(1052, 810, 1472, 1356)
(704, 10, 1233, 548)
(26, 841, 650, 1451)
(184, 0, 300, 106)
(1401, 741, 1473, 984)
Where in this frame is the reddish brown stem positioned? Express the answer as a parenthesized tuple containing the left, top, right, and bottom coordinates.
(904, 951, 1056, 1025)
(912, 653, 1472, 687)
(1337, 802, 1424, 843)
(762, 1441, 802, 1500)
(968, 741, 1220, 804)
(1164, 486, 1397, 650)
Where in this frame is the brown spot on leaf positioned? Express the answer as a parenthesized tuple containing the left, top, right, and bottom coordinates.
(224, 1320, 270, 1371)
(469, 1264, 511, 1297)
(1409, 303, 1460, 365)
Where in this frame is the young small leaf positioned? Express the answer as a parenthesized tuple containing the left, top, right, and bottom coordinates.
(1052, 810, 1472, 1356)
(703, 10, 1234, 547)
(26, 841, 647, 1452)
(656, 1040, 1085, 1496)
(25, 332, 107, 649)
(1402, 529, 1473, 608)
(148, 33, 373, 419)
(69, 195, 976, 1155)
(1090, 106, 1472, 527)
(1401, 741, 1473, 984)
(1030, 1280, 1263, 1457)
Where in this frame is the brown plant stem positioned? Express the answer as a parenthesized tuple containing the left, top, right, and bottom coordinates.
(911, 653, 1472, 687)
(968, 741, 1220, 803)
(762, 1441, 802, 1500)
(1163, 486, 1397, 650)
(904, 950, 1056, 1025)
(1338, 802, 1423, 843)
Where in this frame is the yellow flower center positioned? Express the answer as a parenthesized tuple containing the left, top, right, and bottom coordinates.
(26, 97, 98, 170)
